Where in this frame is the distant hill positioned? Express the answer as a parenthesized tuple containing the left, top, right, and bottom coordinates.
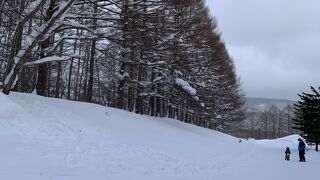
(245, 97, 296, 112)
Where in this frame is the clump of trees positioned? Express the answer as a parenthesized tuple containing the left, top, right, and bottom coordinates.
(293, 87, 320, 151)
(233, 104, 295, 139)
(0, 0, 245, 132)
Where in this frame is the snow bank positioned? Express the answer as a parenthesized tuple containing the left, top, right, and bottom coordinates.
(0, 92, 26, 120)
(0, 92, 319, 180)
(254, 134, 313, 151)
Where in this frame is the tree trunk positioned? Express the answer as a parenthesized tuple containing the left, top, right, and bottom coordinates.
(55, 41, 63, 98)
(36, 63, 48, 96)
(67, 59, 74, 100)
(74, 57, 81, 100)
(87, 39, 96, 102)
(82, 48, 89, 100)
(117, 62, 126, 109)
(36, 0, 57, 96)
(86, 2, 98, 102)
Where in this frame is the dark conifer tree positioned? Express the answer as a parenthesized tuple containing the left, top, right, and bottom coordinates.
(293, 86, 320, 151)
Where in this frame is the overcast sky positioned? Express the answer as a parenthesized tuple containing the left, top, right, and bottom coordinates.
(206, 0, 320, 100)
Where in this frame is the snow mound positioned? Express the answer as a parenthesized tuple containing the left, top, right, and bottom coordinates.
(253, 134, 304, 149)
(0, 92, 26, 120)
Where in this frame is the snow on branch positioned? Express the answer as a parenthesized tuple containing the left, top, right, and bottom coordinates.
(3, 0, 76, 92)
(175, 78, 197, 97)
(24, 56, 68, 66)
(25, 0, 43, 15)
(20, 0, 47, 27)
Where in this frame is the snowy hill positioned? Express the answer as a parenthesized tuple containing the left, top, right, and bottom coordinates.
(0, 92, 319, 180)
(245, 97, 295, 112)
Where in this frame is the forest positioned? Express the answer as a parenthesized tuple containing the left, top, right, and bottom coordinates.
(0, 0, 245, 131)
(236, 104, 296, 139)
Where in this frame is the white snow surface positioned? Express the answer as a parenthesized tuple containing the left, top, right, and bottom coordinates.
(0, 92, 319, 180)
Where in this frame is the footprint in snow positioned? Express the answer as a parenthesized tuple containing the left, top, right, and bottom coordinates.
(65, 153, 83, 168)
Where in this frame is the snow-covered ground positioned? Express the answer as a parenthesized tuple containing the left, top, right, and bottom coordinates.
(0, 92, 319, 180)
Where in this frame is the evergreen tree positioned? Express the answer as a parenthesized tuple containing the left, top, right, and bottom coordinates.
(293, 86, 320, 151)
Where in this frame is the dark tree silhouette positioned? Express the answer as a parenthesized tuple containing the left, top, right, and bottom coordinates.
(293, 87, 320, 151)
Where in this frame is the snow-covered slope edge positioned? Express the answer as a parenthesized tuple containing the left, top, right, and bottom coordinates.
(0, 92, 319, 180)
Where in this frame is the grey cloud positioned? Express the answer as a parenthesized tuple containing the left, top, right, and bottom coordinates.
(207, 0, 320, 100)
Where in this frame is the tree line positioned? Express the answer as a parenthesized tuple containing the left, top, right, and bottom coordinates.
(0, 0, 245, 131)
(233, 104, 296, 139)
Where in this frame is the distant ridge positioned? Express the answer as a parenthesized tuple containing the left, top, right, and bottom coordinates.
(245, 97, 296, 112)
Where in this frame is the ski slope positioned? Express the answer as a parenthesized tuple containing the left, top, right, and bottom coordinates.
(0, 92, 319, 180)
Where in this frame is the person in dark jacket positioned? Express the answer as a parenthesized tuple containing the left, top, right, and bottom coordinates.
(298, 138, 306, 162)
(285, 147, 291, 160)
